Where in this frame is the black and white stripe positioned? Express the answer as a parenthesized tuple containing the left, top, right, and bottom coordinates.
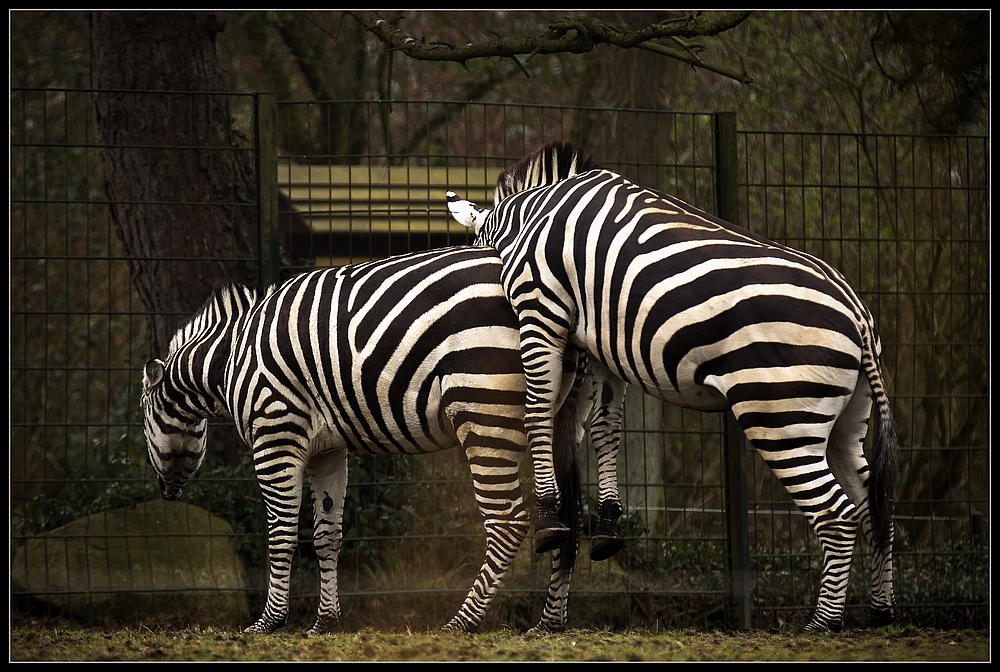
(140, 245, 613, 635)
(447, 142, 899, 632)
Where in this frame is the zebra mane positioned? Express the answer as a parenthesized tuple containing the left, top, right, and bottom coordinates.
(166, 283, 261, 357)
(494, 141, 598, 204)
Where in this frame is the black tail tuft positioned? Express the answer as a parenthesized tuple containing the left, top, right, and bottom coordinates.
(869, 396, 899, 554)
(860, 320, 899, 556)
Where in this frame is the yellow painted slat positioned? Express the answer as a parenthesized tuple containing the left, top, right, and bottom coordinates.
(278, 164, 499, 233)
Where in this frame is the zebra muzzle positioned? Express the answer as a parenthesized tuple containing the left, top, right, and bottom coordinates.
(157, 476, 184, 501)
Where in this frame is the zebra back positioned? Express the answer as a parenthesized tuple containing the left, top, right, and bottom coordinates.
(494, 141, 598, 205)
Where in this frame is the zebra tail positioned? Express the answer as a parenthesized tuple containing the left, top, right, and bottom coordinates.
(864, 329, 899, 555)
(552, 381, 585, 569)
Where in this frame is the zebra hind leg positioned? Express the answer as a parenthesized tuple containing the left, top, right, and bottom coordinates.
(825, 377, 895, 629)
(797, 458, 862, 633)
(737, 376, 866, 634)
(752, 434, 859, 633)
(527, 541, 578, 634)
(442, 440, 530, 633)
(864, 513, 896, 627)
(801, 513, 860, 634)
(442, 518, 530, 632)
(304, 446, 348, 636)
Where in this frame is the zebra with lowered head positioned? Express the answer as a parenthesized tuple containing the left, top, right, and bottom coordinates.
(139, 245, 614, 635)
(446, 141, 899, 632)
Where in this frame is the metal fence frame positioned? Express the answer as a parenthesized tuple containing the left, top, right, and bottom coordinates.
(10, 89, 989, 632)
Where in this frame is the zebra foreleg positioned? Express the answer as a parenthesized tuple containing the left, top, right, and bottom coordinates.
(512, 309, 576, 554)
(245, 456, 307, 634)
(591, 501, 625, 562)
(531, 464, 571, 552)
(524, 350, 575, 553)
(305, 446, 348, 636)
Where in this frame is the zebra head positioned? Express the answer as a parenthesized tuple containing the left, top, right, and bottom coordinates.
(140, 358, 208, 501)
(446, 190, 491, 238)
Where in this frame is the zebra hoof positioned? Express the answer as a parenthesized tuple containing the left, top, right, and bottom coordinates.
(870, 607, 895, 628)
(526, 623, 564, 636)
(244, 617, 284, 634)
(801, 618, 842, 634)
(442, 618, 477, 633)
(534, 517, 571, 554)
(590, 529, 625, 561)
(307, 614, 340, 636)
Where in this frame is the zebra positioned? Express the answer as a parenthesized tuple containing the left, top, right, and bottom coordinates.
(446, 141, 899, 632)
(139, 245, 614, 635)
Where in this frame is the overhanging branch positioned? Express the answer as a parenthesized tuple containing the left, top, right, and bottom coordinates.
(346, 11, 754, 84)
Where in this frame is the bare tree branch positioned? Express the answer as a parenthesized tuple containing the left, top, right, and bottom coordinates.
(347, 11, 755, 84)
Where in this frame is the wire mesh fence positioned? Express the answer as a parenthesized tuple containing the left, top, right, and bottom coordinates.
(737, 129, 990, 628)
(10, 89, 989, 632)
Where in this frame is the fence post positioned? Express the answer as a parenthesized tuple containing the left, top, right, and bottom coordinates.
(715, 111, 752, 630)
(255, 92, 280, 288)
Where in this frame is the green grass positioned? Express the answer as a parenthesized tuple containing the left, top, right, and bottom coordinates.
(10, 624, 989, 661)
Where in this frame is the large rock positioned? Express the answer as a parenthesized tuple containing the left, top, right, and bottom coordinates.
(11, 500, 250, 627)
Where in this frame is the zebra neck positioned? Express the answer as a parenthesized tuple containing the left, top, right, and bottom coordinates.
(483, 206, 521, 254)
(204, 339, 233, 416)
(172, 324, 238, 419)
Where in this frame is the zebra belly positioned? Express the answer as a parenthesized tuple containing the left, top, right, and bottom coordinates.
(307, 412, 457, 456)
(301, 377, 464, 457)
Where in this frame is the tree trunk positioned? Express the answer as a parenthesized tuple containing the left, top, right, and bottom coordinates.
(89, 11, 258, 358)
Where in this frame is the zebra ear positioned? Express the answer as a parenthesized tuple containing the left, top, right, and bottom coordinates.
(143, 359, 165, 391)
(446, 191, 488, 232)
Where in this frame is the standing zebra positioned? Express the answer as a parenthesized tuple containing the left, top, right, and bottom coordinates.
(139, 245, 609, 635)
(446, 142, 898, 632)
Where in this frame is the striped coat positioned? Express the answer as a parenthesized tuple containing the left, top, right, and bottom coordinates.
(140, 245, 615, 634)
